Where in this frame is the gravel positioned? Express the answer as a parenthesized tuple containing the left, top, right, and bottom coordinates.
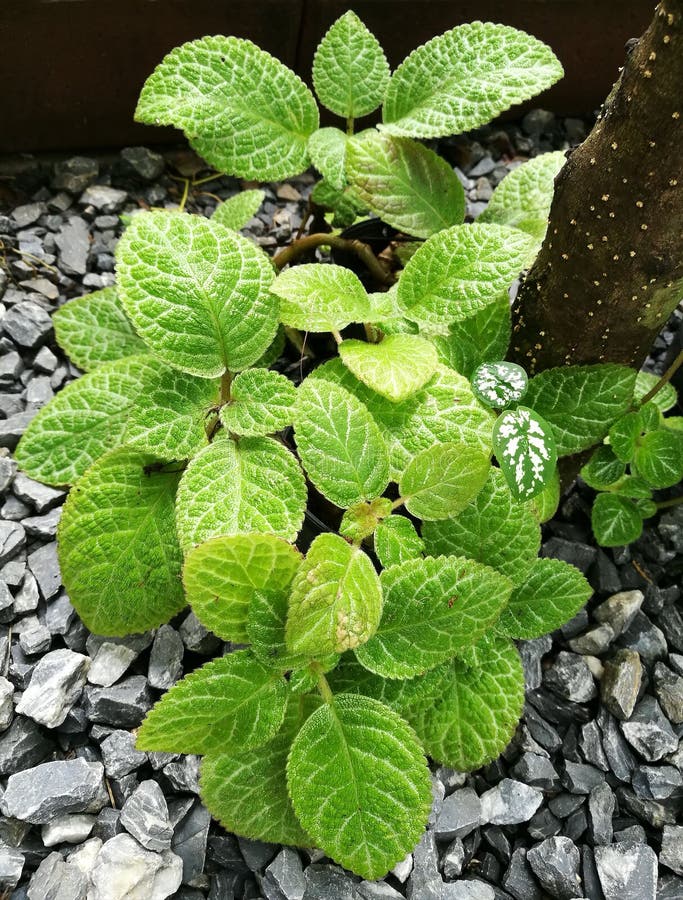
(1, 116, 682, 898)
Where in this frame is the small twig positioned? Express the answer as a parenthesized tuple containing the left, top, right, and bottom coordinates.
(655, 494, 683, 510)
(639, 349, 683, 406)
(192, 171, 222, 187)
(631, 559, 653, 584)
(294, 199, 313, 241)
(284, 326, 315, 361)
(273, 233, 395, 286)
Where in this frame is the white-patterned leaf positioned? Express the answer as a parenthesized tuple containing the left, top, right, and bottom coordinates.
(471, 361, 528, 408)
(493, 406, 557, 501)
(211, 189, 265, 231)
(220, 369, 297, 437)
(271, 263, 371, 332)
(381, 23, 563, 138)
(116, 210, 278, 376)
(339, 334, 438, 402)
(136, 36, 318, 180)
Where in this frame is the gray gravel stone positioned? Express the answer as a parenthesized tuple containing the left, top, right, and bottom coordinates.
(620, 696, 678, 762)
(12, 203, 45, 228)
(16, 649, 89, 727)
(632, 765, 682, 800)
(12, 473, 64, 513)
(357, 883, 404, 900)
(179, 611, 221, 655)
(19, 620, 52, 655)
(53, 157, 99, 193)
(597, 706, 637, 781)
(22, 508, 61, 540)
(41, 813, 95, 846)
(0, 520, 26, 564)
(2, 301, 53, 349)
(80, 185, 128, 212)
(480, 779, 543, 825)
(0, 714, 54, 775)
(55, 217, 90, 275)
(88, 641, 139, 687)
(579, 719, 609, 771)
(121, 147, 165, 181)
(88, 833, 183, 900)
(265, 847, 306, 900)
(518, 636, 552, 691)
(594, 840, 657, 900)
(601, 649, 643, 720)
(100, 729, 147, 779)
(0, 839, 24, 888)
(162, 755, 200, 794)
(1, 758, 108, 824)
(544, 651, 597, 703)
(594, 590, 644, 636)
(0, 411, 38, 450)
(619, 612, 667, 665)
(148, 624, 184, 690)
(84, 675, 153, 727)
(27, 541, 61, 600)
(13, 571, 39, 612)
(302, 863, 359, 899)
(503, 848, 545, 900)
(0, 455, 17, 493)
(660, 826, 683, 877)
(442, 881, 494, 900)
(561, 760, 604, 794)
(406, 830, 442, 900)
(27, 850, 88, 900)
(171, 800, 211, 887)
(434, 786, 482, 839)
(0, 351, 23, 388)
(441, 837, 465, 879)
(527, 836, 582, 899)
(120, 780, 173, 852)
(0, 675, 14, 730)
(653, 662, 683, 724)
(588, 782, 615, 845)
(510, 752, 560, 790)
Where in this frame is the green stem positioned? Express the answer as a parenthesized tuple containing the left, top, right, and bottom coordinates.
(391, 497, 406, 511)
(346, 116, 354, 137)
(220, 370, 233, 405)
(331, 329, 343, 345)
(655, 494, 683, 510)
(639, 349, 683, 406)
(273, 233, 394, 286)
(311, 663, 334, 704)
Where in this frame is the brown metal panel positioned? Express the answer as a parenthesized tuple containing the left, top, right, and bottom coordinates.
(296, 0, 655, 119)
(0, 0, 304, 153)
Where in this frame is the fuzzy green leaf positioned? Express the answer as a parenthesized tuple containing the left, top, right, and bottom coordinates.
(581, 445, 627, 490)
(407, 635, 524, 770)
(382, 23, 563, 138)
(311, 179, 364, 228)
(431, 295, 511, 378)
(327, 657, 447, 713)
(248, 591, 310, 672)
(271, 263, 370, 333)
(355, 556, 512, 678)
(175, 436, 306, 552)
(253, 326, 286, 370)
(471, 362, 528, 409)
(308, 128, 347, 191)
(523, 364, 637, 455)
(125, 359, 219, 460)
(312, 11, 390, 119)
(609, 411, 644, 464)
(286, 533, 382, 656)
(339, 334, 438, 402)
(591, 493, 643, 547)
(200, 698, 314, 847)
(531, 466, 560, 523)
(295, 376, 390, 507)
(498, 557, 592, 639)
(633, 429, 683, 489)
(478, 151, 565, 242)
(397, 224, 534, 331)
(52, 287, 147, 372)
(634, 371, 677, 413)
(374, 515, 424, 569)
(183, 533, 301, 643)
(116, 210, 278, 376)
(339, 497, 393, 543)
(57, 448, 184, 635)
(346, 131, 465, 239)
(15, 355, 150, 487)
(137, 650, 287, 754)
(287, 694, 432, 880)
(399, 442, 490, 520)
(136, 36, 318, 179)
(493, 406, 557, 501)
(211, 189, 265, 231)
(220, 369, 297, 437)
(422, 468, 541, 587)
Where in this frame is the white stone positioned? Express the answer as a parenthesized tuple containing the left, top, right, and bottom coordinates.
(16, 649, 89, 728)
(87, 834, 182, 900)
(42, 813, 96, 846)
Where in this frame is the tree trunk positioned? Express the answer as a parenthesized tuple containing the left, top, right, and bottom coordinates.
(511, 0, 683, 374)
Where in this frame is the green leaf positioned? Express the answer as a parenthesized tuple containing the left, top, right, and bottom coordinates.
(396, 224, 534, 331)
(287, 694, 432, 880)
(137, 650, 287, 753)
(498, 557, 592, 639)
(183, 533, 301, 643)
(15, 355, 150, 487)
(310, 179, 364, 228)
(407, 635, 524, 770)
(248, 591, 309, 672)
(136, 36, 318, 180)
(52, 287, 147, 372)
(633, 429, 683, 488)
(523, 364, 637, 455)
(176, 436, 306, 552)
(381, 22, 563, 138)
(327, 657, 447, 713)
(581, 445, 627, 490)
(346, 131, 465, 239)
(531, 465, 560, 523)
(663, 415, 683, 432)
(355, 556, 512, 678)
(640, 401, 663, 431)
(271, 263, 370, 333)
(591, 492, 643, 547)
(125, 359, 219, 460)
(116, 210, 278, 376)
(422, 468, 540, 587)
(286, 533, 382, 656)
(635, 371, 677, 413)
(492, 406, 557, 501)
(211, 189, 265, 231)
(610, 475, 653, 499)
(471, 362, 528, 409)
(431, 295, 511, 379)
(374, 515, 424, 569)
(339, 497, 393, 543)
(312, 360, 495, 480)
(200, 697, 313, 847)
(609, 411, 644, 463)
(57, 448, 184, 635)
(220, 369, 297, 437)
(339, 334, 438, 402)
(399, 442, 490, 520)
(312, 11, 390, 119)
(294, 376, 390, 507)
(633, 497, 658, 518)
(253, 326, 286, 369)
(308, 128, 347, 191)
(479, 151, 565, 243)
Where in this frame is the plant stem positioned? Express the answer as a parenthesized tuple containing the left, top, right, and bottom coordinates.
(284, 326, 315, 359)
(273, 233, 394, 286)
(391, 497, 406, 511)
(331, 329, 343, 345)
(639, 349, 683, 406)
(220, 370, 232, 405)
(311, 663, 334, 703)
(346, 116, 354, 137)
(655, 494, 683, 510)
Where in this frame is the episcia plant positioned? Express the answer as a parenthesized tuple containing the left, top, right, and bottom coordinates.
(13, 11, 683, 880)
